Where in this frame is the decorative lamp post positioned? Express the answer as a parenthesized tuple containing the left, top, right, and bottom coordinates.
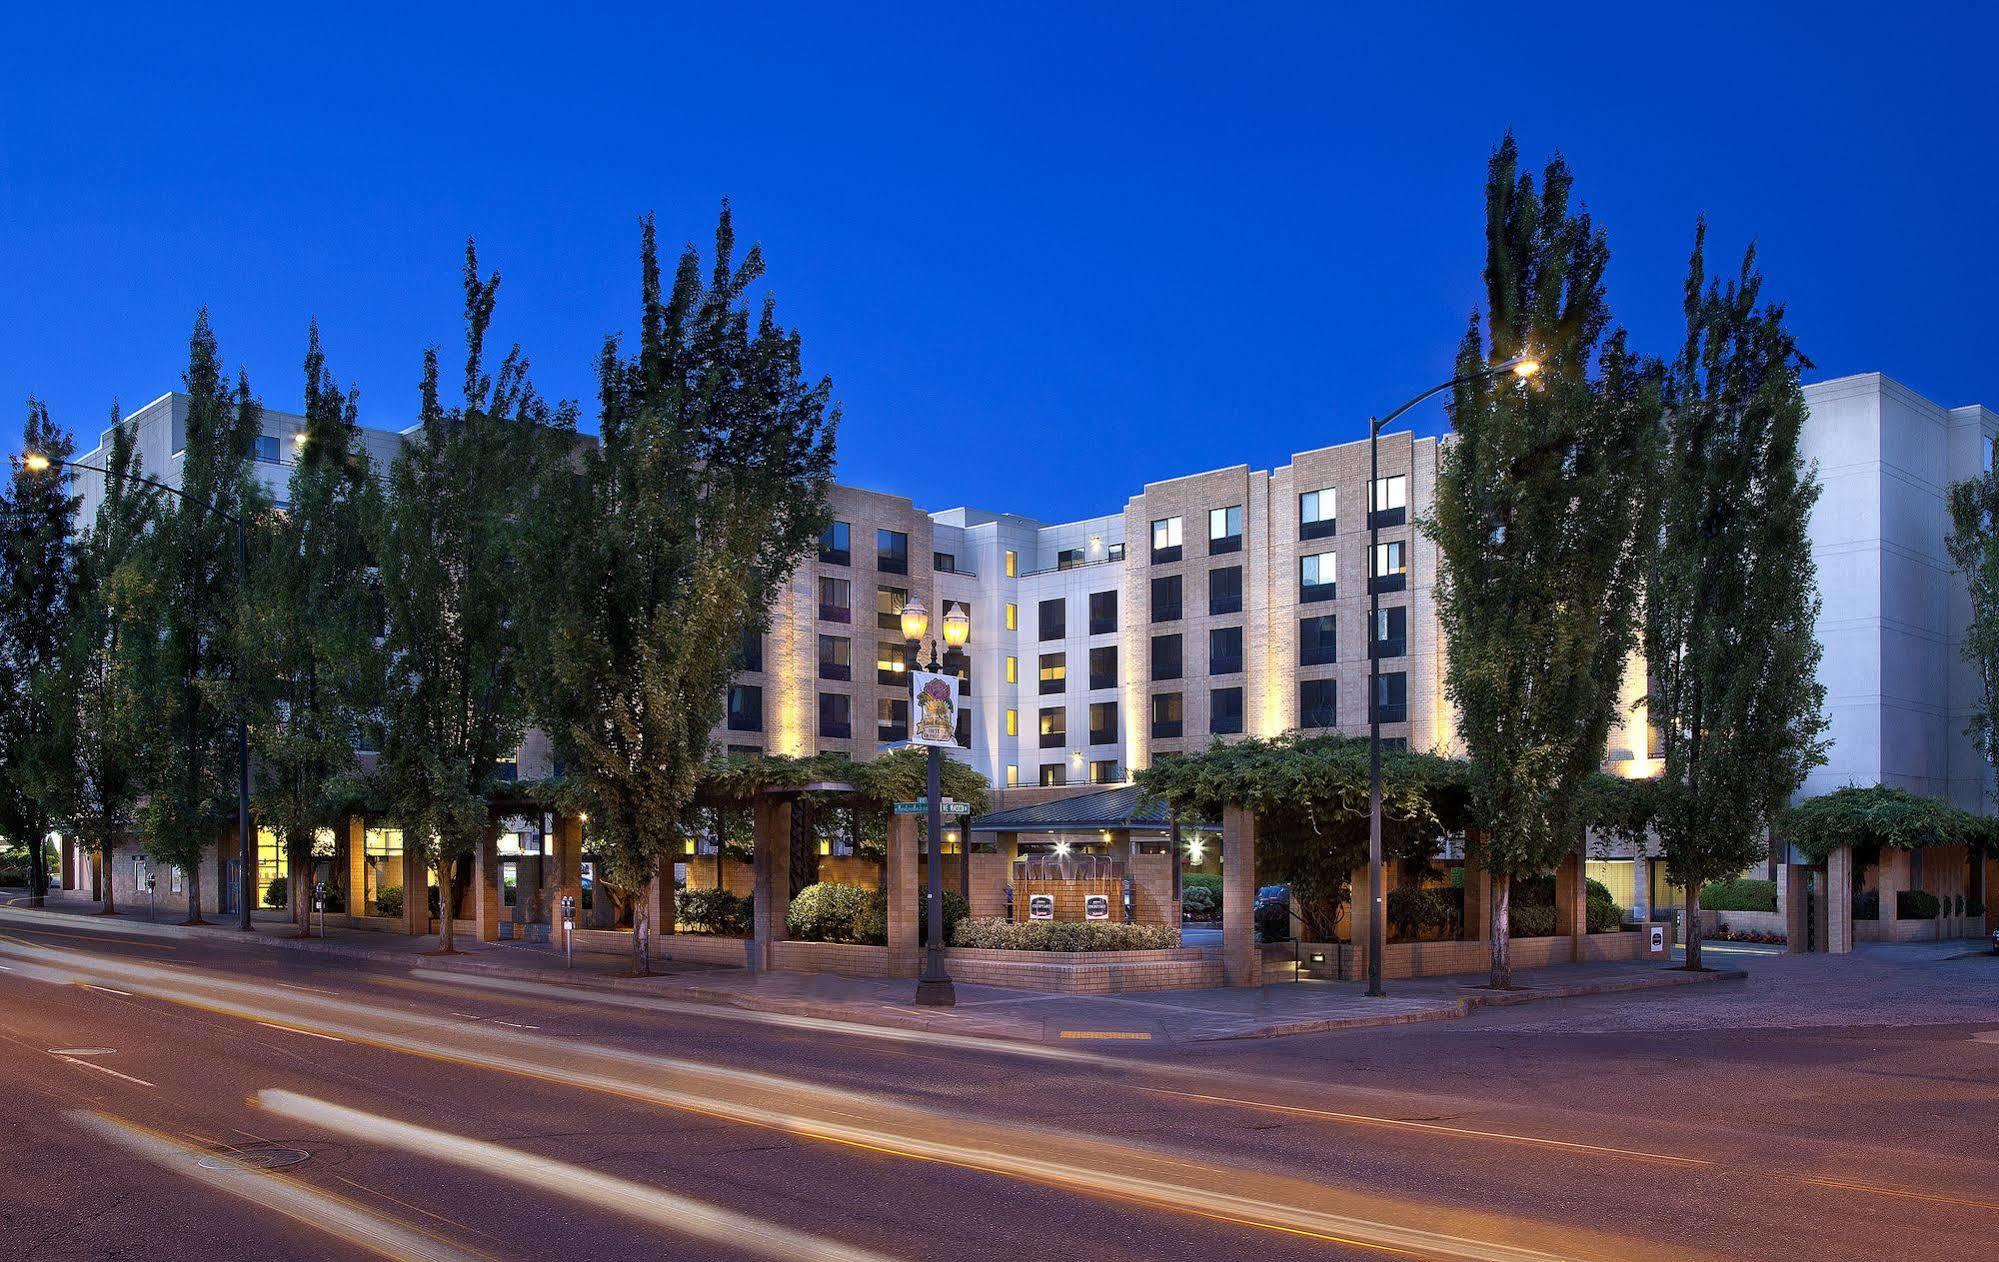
(24, 452, 258, 932)
(902, 595, 969, 1006)
(1361, 354, 1538, 997)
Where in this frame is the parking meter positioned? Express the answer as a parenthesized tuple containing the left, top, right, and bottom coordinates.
(313, 881, 327, 936)
(559, 894, 576, 966)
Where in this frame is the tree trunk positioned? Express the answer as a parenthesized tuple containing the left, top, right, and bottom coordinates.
(183, 861, 206, 926)
(1488, 872, 1512, 989)
(632, 893, 652, 977)
(25, 822, 47, 907)
(99, 839, 117, 915)
(291, 834, 312, 936)
(1683, 879, 1704, 971)
(434, 860, 457, 954)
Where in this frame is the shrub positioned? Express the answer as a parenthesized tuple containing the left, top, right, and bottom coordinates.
(678, 887, 753, 936)
(1509, 902, 1557, 938)
(1968, 898, 1987, 917)
(1256, 896, 1291, 942)
(1852, 889, 1879, 921)
(1182, 872, 1222, 898)
(1702, 878, 1778, 913)
(374, 885, 404, 918)
(1585, 877, 1615, 904)
(1387, 886, 1460, 938)
(1952, 894, 1964, 916)
(1586, 891, 1624, 933)
(323, 886, 347, 914)
(950, 918, 1177, 951)
(1896, 889, 1941, 920)
(1179, 884, 1219, 920)
(922, 889, 970, 944)
(265, 877, 289, 909)
(786, 882, 872, 942)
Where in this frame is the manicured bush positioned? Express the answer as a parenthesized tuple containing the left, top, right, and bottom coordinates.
(1702, 878, 1778, 913)
(1181, 872, 1222, 898)
(1852, 889, 1879, 921)
(1509, 902, 1557, 938)
(1967, 898, 1986, 917)
(678, 886, 754, 936)
(950, 918, 1177, 951)
(265, 877, 289, 909)
(922, 889, 969, 944)
(786, 882, 873, 942)
(1255, 896, 1291, 942)
(1387, 886, 1461, 938)
(1179, 884, 1219, 920)
(374, 886, 404, 918)
(1586, 891, 1624, 933)
(1896, 889, 1941, 920)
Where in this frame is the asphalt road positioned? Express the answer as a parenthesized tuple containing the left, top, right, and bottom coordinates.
(2, 910, 1995, 1262)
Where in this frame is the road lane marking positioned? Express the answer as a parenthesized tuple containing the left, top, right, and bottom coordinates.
(1059, 1030, 1152, 1040)
(1142, 1087, 1712, 1167)
(256, 1021, 345, 1042)
(261, 1089, 907, 1262)
(53, 1055, 155, 1088)
(81, 983, 135, 996)
(3, 925, 177, 950)
(1802, 1176, 1999, 1213)
(67, 1111, 486, 1262)
(49, 1047, 118, 1056)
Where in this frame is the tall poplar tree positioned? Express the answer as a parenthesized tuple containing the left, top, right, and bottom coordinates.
(0, 401, 82, 905)
(242, 325, 384, 930)
(127, 314, 266, 923)
(531, 209, 837, 973)
(1430, 137, 1662, 987)
(1945, 452, 1999, 834)
(1646, 223, 1827, 970)
(61, 410, 158, 913)
(375, 246, 572, 953)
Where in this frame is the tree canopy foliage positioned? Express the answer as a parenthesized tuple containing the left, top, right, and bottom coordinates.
(1779, 784, 1992, 862)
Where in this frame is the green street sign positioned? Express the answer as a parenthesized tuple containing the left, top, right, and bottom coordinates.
(893, 800, 972, 815)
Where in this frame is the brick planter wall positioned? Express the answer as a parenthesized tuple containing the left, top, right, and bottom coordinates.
(1289, 928, 1667, 980)
(771, 940, 892, 977)
(943, 946, 1222, 993)
(658, 933, 755, 967)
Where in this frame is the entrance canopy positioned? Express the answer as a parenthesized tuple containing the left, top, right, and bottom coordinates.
(968, 785, 1216, 836)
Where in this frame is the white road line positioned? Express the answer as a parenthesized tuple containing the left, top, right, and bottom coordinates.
(82, 983, 134, 996)
(55, 1055, 155, 1088)
(256, 1021, 345, 1042)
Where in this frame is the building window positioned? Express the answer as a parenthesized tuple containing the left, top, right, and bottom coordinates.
(1039, 706, 1066, 749)
(1039, 597, 1066, 640)
(1057, 547, 1085, 570)
(1089, 759, 1121, 785)
(1004, 549, 1019, 578)
(1373, 671, 1408, 723)
(1089, 701, 1118, 745)
(1209, 505, 1243, 555)
(1108, 542, 1126, 562)
(818, 692, 852, 738)
(256, 434, 282, 464)
(1089, 590, 1117, 635)
(817, 634, 851, 681)
(943, 646, 971, 695)
(876, 529, 909, 575)
(877, 640, 909, 685)
(1151, 574, 1182, 622)
(819, 520, 851, 565)
(1371, 605, 1407, 659)
(727, 684, 763, 732)
(878, 696, 909, 743)
(1039, 652, 1067, 694)
(1369, 474, 1408, 528)
(1300, 488, 1336, 540)
(1208, 565, 1242, 615)
(1299, 679, 1337, 729)
(1151, 632, 1183, 681)
(1005, 602, 1018, 631)
(1006, 708, 1018, 737)
(1039, 763, 1067, 787)
(877, 585, 909, 631)
(1299, 553, 1336, 603)
(818, 576, 851, 622)
(1005, 655, 1018, 684)
(1150, 515, 1183, 563)
(1150, 692, 1183, 739)
(934, 551, 956, 573)
(1370, 540, 1407, 593)
(734, 628, 763, 673)
(1210, 686, 1244, 735)
(1089, 645, 1118, 691)
(1209, 625, 1242, 675)
(1299, 614, 1337, 666)
(1006, 764, 1020, 787)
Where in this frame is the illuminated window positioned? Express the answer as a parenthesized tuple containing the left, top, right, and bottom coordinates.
(1005, 550, 1018, 577)
(1005, 709, 1018, 737)
(1005, 655, 1017, 684)
(1006, 764, 1020, 787)
(1039, 652, 1067, 694)
(1005, 602, 1018, 631)
(255, 828, 288, 906)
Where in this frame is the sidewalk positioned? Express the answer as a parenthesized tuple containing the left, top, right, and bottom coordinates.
(5, 891, 1745, 1044)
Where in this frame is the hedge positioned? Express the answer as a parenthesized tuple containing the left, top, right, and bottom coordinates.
(374, 885, 404, 918)
(1896, 889, 1941, 920)
(1702, 878, 1777, 913)
(951, 918, 1178, 951)
(1179, 885, 1219, 920)
(678, 886, 754, 936)
(787, 883, 874, 942)
(1181, 872, 1222, 897)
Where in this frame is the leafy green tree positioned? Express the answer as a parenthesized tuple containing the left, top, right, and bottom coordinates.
(60, 410, 158, 913)
(0, 401, 82, 905)
(1428, 137, 1663, 987)
(126, 314, 267, 923)
(1646, 223, 1827, 970)
(531, 209, 837, 973)
(1946, 459, 1999, 833)
(375, 246, 572, 953)
(242, 325, 385, 931)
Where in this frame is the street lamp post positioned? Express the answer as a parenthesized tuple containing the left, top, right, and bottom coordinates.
(24, 453, 257, 933)
(900, 594, 970, 1006)
(1362, 354, 1537, 998)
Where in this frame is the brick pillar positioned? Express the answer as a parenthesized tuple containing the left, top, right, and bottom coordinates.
(886, 813, 920, 977)
(1221, 804, 1261, 987)
(1826, 845, 1855, 955)
(1630, 855, 1651, 927)
(1877, 847, 1908, 928)
(401, 847, 426, 936)
(471, 827, 501, 943)
(346, 818, 367, 920)
(751, 795, 792, 971)
(1555, 849, 1587, 952)
(1462, 837, 1492, 943)
(1784, 864, 1813, 952)
(645, 856, 675, 955)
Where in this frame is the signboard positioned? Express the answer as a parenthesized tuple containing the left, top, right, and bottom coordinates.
(1027, 894, 1055, 921)
(909, 670, 960, 748)
(1084, 894, 1111, 921)
(1649, 925, 1666, 954)
(894, 800, 972, 815)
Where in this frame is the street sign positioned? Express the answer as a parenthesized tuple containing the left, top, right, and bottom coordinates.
(894, 800, 971, 815)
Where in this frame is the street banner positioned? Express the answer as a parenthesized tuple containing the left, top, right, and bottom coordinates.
(909, 670, 960, 747)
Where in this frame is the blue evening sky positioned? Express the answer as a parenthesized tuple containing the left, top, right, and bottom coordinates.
(5, 3, 1995, 524)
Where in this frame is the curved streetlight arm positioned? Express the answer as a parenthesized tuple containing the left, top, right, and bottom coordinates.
(31, 456, 244, 527)
(1371, 355, 1537, 436)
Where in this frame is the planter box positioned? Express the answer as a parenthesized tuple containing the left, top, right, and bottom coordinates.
(772, 940, 892, 977)
(1282, 928, 1666, 981)
(658, 933, 755, 967)
(943, 945, 1222, 993)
